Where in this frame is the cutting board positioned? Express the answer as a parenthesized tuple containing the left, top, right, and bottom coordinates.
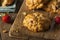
(9, 0, 60, 40)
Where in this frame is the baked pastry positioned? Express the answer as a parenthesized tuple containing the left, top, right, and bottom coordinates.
(26, 0, 49, 10)
(56, 1, 60, 14)
(57, 9, 60, 14)
(26, 0, 57, 14)
(23, 12, 51, 32)
(43, 0, 57, 13)
(2, 0, 14, 6)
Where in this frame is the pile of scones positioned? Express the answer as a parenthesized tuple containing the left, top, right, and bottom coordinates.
(22, 0, 59, 32)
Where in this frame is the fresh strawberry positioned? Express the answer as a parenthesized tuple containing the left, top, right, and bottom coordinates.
(2, 14, 11, 23)
(55, 16, 60, 24)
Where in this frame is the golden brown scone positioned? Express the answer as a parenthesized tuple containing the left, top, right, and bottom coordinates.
(2, 0, 14, 6)
(43, 0, 57, 14)
(26, 0, 49, 10)
(57, 9, 60, 14)
(57, 1, 60, 14)
(23, 12, 51, 32)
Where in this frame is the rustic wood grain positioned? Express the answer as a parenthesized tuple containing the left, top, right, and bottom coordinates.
(0, 13, 17, 40)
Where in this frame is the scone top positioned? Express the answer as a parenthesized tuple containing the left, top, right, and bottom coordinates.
(26, 0, 56, 11)
(23, 12, 51, 32)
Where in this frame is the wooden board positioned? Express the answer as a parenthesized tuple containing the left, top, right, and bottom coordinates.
(9, 0, 60, 40)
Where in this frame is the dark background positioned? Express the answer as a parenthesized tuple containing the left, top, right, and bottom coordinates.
(16, 0, 23, 13)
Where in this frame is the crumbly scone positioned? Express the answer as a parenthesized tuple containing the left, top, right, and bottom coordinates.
(2, 0, 14, 6)
(57, 9, 60, 14)
(26, 0, 57, 14)
(56, 1, 60, 14)
(43, 0, 57, 14)
(26, 0, 49, 10)
(23, 12, 51, 32)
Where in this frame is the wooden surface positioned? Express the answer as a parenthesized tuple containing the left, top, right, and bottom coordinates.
(0, 0, 23, 40)
(0, 13, 17, 40)
(9, 0, 60, 40)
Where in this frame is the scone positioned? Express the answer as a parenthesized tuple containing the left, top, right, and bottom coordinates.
(57, 9, 60, 14)
(23, 12, 51, 32)
(26, 0, 49, 10)
(43, 0, 57, 13)
(56, 1, 60, 14)
(2, 0, 14, 6)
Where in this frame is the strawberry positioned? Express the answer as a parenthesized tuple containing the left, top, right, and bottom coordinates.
(55, 16, 60, 24)
(2, 14, 11, 23)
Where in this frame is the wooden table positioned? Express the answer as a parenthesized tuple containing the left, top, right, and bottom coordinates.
(0, 13, 17, 40)
(0, 0, 23, 40)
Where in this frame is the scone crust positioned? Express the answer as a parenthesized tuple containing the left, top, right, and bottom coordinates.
(26, 0, 43, 10)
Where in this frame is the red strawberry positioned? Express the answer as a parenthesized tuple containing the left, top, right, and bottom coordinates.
(55, 16, 60, 24)
(2, 14, 11, 23)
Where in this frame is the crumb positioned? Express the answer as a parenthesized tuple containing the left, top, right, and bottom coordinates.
(3, 30, 8, 33)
